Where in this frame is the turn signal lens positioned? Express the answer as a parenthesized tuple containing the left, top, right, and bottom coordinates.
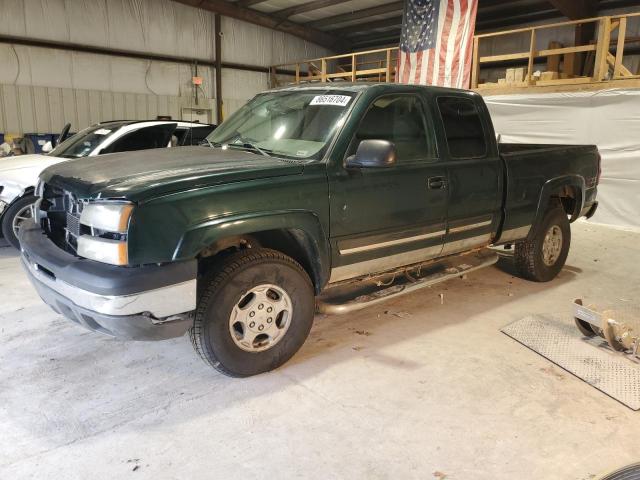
(77, 236, 128, 266)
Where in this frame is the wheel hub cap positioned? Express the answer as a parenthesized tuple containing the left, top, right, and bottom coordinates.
(229, 284, 293, 352)
(542, 225, 563, 266)
(12, 204, 33, 238)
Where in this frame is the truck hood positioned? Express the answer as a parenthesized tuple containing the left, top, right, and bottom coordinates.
(40, 146, 306, 201)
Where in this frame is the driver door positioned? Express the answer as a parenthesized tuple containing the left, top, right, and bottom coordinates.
(327, 93, 448, 283)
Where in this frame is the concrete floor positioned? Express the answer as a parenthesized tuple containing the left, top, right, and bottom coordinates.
(1, 222, 639, 479)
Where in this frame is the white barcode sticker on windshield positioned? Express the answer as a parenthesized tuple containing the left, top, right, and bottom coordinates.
(94, 129, 112, 135)
(310, 95, 351, 107)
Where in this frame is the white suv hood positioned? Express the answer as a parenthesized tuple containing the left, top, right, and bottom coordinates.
(0, 154, 67, 205)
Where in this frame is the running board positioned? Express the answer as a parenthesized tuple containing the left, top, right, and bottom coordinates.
(317, 249, 499, 315)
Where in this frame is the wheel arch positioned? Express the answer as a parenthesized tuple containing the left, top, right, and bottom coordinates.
(174, 211, 330, 294)
(528, 175, 585, 240)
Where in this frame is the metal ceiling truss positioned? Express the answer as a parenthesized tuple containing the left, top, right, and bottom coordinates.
(173, 0, 640, 52)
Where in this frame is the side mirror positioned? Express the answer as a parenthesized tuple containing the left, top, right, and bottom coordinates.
(56, 123, 72, 146)
(346, 139, 396, 169)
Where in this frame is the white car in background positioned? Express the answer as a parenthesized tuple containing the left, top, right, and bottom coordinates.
(0, 120, 215, 249)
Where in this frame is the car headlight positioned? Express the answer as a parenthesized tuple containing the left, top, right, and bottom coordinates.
(80, 202, 134, 233)
(78, 201, 134, 266)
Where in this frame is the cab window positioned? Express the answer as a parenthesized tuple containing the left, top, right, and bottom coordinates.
(437, 96, 487, 159)
(349, 94, 435, 162)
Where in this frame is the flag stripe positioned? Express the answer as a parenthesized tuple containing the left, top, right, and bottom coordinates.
(437, 0, 456, 86)
(450, 0, 468, 87)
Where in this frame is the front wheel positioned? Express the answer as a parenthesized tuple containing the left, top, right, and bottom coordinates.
(514, 203, 571, 282)
(1, 195, 37, 249)
(190, 248, 315, 377)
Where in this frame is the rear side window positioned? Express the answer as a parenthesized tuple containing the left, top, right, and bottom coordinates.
(437, 97, 487, 159)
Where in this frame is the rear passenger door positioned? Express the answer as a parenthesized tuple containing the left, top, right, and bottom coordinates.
(328, 93, 448, 283)
(435, 95, 502, 255)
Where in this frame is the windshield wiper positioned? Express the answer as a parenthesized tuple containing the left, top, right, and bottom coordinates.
(200, 139, 222, 148)
(229, 142, 271, 157)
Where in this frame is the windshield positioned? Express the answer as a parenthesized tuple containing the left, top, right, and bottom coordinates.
(207, 90, 356, 160)
(49, 124, 121, 158)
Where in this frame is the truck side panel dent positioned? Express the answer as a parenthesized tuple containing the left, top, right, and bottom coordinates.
(173, 211, 330, 293)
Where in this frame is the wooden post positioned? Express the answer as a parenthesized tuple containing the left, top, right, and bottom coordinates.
(386, 48, 392, 82)
(351, 54, 356, 82)
(471, 37, 480, 88)
(614, 17, 627, 78)
(321, 58, 327, 82)
(295, 64, 300, 83)
(527, 28, 536, 84)
(593, 17, 612, 81)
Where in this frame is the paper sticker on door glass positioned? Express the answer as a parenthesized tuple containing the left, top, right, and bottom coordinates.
(310, 95, 351, 107)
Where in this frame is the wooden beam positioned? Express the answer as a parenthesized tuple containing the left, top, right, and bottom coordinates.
(547, 0, 597, 19)
(309, 2, 403, 29)
(471, 37, 480, 88)
(527, 29, 536, 83)
(171, 0, 348, 50)
(614, 17, 628, 77)
(272, 0, 349, 19)
(593, 17, 612, 81)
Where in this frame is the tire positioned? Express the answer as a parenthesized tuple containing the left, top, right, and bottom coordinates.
(1, 195, 37, 250)
(190, 248, 315, 377)
(514, 203, 571, 282)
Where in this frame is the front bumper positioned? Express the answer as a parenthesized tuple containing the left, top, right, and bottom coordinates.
(20, 220, 197, 341)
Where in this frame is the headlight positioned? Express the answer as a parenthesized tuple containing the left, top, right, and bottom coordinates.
(80, 202, 133, 233)
(78, 201, 134, 266)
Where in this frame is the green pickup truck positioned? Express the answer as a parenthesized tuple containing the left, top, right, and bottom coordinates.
(20, 83, 600, 377)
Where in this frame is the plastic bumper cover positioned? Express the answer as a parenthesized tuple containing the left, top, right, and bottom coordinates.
(19, 220, 197, 341)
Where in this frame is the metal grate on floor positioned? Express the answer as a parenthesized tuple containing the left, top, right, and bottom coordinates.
(502, 315, 640, 410)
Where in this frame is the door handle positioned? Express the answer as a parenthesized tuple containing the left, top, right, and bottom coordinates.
(427, 176, 447, 190)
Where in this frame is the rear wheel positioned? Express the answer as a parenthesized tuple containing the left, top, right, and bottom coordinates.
(190, 248, 315, 377)
(514, 203, 571, 282)
(1, 195, 37, 250)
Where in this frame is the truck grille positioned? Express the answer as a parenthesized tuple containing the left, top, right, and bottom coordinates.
(40, 183, 83, 254)
(66, 212, 81, 238)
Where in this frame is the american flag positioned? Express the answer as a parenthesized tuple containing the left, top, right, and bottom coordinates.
(397, 0, 478, 88)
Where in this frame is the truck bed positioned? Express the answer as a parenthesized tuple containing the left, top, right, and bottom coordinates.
(497, 142, 600, 243)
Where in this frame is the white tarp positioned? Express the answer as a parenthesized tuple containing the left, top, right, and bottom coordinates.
(486, 89, 640, 229)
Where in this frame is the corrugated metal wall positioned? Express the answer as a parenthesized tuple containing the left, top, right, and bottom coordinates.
(0, 84, 214, 135)
(0, 0, 332, 135)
